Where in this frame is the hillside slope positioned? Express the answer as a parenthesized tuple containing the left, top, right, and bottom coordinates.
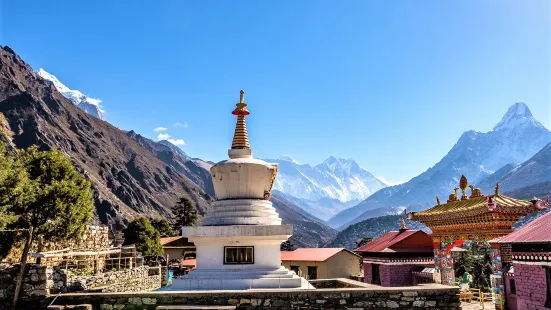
(0, 45, 212, 227)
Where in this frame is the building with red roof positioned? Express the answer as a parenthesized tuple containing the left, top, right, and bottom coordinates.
(280, 248, 361, 280)
(354, 223, 434, 287)
(489, 209, 551, 310)
(160, 236, 195, 262)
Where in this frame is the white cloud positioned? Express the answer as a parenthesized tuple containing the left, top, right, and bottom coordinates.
(174, 122, 189, 128)
(154, 127, 168, 132)
(376, 176, 404, 186)
(168, 139, 186, 146)
(156, 132, 186, 146)
(157, 133, 171, 140)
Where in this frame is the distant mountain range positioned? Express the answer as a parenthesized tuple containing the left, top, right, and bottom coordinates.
(329, 102, 551, 229)
(265, 156, 388, 220)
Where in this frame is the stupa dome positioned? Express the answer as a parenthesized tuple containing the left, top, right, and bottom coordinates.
(211, 158, 277, 200)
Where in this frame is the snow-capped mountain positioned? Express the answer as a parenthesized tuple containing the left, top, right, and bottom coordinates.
(479, 141, 551, 194)
(37, 68, 104, 119)
(263, 155, 388, 220)
(329, 102, 551, 229)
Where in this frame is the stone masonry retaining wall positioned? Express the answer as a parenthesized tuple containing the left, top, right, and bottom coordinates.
(0, 264, 161, 308)
(54, 266, 160, 293)
(0, 264, 51, 303)
(40, 281, 460, 310)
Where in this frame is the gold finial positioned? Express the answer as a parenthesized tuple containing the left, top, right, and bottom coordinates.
(239, 89, 245, 103)
(495, 183, 499, 196)
(459, 175, 468, 198)
(436, 196, 441, 206)
(400, 217, 407, 231)
(454, 187, 459, 199)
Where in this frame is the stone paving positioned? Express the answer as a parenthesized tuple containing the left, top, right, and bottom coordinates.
(461, 301, 495, 309)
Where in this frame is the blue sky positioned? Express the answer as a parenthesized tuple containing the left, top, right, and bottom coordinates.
(1, 0, 549, 184)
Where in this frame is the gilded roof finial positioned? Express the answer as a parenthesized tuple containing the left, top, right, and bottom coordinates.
(436, 196, 441, 206)
(459, 175, 468, 200)
(239, 89, 245, 104)
(400, 217, 407, 232)
(494, 183, 500, 196)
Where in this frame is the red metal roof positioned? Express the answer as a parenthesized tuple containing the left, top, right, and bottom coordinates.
(280, 248, 357, 262)
(354, 230, 433, 253)
(160, 236, 183, 245)
(490, 211, 551, 244)
(182, 258, 196, 267)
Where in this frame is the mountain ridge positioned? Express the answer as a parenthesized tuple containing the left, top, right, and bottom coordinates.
(329, 102, 551, 229)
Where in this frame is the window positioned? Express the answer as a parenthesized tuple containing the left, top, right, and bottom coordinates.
(224, 247, 254, 264)
(372, 264, 381, 284)
(307, 266, 318, 280)
(290, 265, 300, 275)
(509, 279, 516, 295)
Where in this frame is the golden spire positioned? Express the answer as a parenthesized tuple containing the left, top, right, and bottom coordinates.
(231, 90, 251, 150)
(436, 196, 441, 206)
(459, 175, 468, 199)
(494, 183, 500, 196)
(400, 217, 407, 232)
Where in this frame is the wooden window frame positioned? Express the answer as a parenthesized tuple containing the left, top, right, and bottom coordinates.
(307, 266, 318, 280)
(223, 246, 254, 265)
(372, 263, 381, 284)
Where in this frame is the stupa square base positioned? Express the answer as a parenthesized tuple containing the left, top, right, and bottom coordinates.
(169, 267, 313, 290)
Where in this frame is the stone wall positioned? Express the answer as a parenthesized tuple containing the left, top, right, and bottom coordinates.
(54, 266, 161, 293)
(512, 262, 550, 310)
(0, 264, 161, 308)
(40, 281, 461, 310)
(0, 264, 52, 305)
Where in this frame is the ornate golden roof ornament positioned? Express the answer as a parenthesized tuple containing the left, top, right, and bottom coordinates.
(469, 184, 483, 198)
(454, 187, 459, 199)
(459, 175, 468, 199)
(400, 217, 407, 232)
(494, 183, 500, 196)
(436, 196, 441, 206)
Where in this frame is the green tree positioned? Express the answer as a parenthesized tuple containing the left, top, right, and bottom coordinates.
(123, 217, 163, 256)
(172, 197, 198, 231)
(0, 141, 25, 259)
(150, 218, 177, 237)
(280, 239, 295, 251)
(0, 141, 24, 229)
(9, 146, 94, 307)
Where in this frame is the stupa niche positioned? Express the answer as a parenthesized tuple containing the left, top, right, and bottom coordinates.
(170, 90, 309, 290)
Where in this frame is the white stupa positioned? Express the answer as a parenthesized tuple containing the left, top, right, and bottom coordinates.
(171, 90, 310, 290)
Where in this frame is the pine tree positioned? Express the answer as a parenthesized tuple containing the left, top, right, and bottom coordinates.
(281, 239, 295, 251)
(123, 217, 163, 256)
(172, 197, 198, 231)
(150, 218, 177, 237)
(8, 146, 94, 307)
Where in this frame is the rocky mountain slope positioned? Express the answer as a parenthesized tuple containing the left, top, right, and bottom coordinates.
(266, 156, 387, 220)
(0, 45, 212, 227)
(329, 102, 551, 229)
(325, 214, 429, 250)
(270, 192, 337, 247)
(479, 141, 551, 194)
(37, 68, 104, 120)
